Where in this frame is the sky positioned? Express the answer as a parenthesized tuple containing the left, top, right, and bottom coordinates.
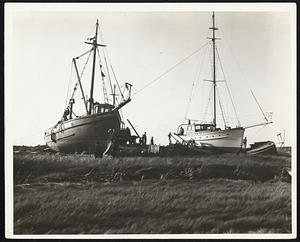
(5, 3, 296, 147)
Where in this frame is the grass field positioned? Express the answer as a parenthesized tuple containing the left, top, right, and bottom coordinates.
(13, 148, 291, 234)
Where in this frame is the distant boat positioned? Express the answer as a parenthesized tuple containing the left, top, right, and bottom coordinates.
(44, 20, 132, 157)
(175, 12, 272, 152)
(247, 141, 277, 155)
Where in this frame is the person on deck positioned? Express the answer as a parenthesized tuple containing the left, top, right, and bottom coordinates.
(150, 136, 154, 145)
(142, 132, 147, 145)
(63, 108, 70, 121)
(243, 137, 247, 149)
(168, 132, 172, 145)
(179, 126, 184, 135)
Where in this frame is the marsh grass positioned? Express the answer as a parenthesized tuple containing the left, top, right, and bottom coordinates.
(13, 150, 291, 234)
(14, 179, 291, 234)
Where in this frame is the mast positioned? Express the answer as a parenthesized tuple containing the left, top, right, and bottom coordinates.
(211, 12, 217, 127)
(89, 20, 99, 114)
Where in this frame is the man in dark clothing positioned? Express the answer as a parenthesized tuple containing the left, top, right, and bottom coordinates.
(179, 126, 184, 135)
(168, 132, 172, 145)
(63, 108, 70, 121)
(142, 132, 147, 144)
(150, 136, 154, 145)
(243, 137, 247, 149)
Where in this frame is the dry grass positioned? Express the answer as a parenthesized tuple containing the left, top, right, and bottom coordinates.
(13, 150, 291, 234)
(14, 179, 291, 234)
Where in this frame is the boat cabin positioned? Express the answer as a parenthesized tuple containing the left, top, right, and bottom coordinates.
(92, 103, 114, 115)
(177, 123, 219, 135)
(195, 123, 216, 132)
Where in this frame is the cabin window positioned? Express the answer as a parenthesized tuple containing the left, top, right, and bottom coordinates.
(195, 125, 201, 132)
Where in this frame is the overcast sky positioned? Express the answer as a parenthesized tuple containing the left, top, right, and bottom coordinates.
(5, 3, 296, 146)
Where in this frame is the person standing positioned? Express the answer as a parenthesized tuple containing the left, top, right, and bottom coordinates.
(142, 132, 147, 144)
(243, 137, 247, 149)
(168, 132, 172, 145)
(150, 136, 154, 145)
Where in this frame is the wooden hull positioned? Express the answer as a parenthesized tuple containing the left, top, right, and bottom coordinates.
(179, 127, 245, 152)
(247, 141, 277, 155)
(44, 111, 121, 155)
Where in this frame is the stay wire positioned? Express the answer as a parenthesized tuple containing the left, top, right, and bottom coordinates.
(184, 43, 210, 120)
(96, 47, 109, 103)
(133, 41, 210, 96)
(215, 46, 241, 126)
(104, 48, 125, 101)
(65, 60, 74, 109)
(216, 85, 227, 127)
(96, 22, 125, 101)
(202, 84, 213, 122)
(219, 28, 268, 123)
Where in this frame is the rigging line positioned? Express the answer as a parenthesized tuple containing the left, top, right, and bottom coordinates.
(75, 48, 93, 60)
(110, 62, 124, 101)
(184, 46, 205, 118)
(65, 60, 74, 109)
(96, 47, 109, 103)
(102, 50, 114, 95)
(215, 46, 241, 126)
(96, 23, 119, 100)
(133, 41, 210, 96)
(219, 28, 268, 122)
(216, 85, 227, 127)
(69, 49, 93, 102)
(250, 89, 268, 122)
(202, 84, 213, 122)
(104, 48, 125, 100)
(185, 43, 210, 118)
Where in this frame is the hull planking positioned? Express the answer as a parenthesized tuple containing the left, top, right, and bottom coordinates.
(179, 127, 245, 152)
(44, 111, 121, 155)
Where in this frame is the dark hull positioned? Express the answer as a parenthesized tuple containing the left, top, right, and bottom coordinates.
(44, 111, 121, 155)
(247, 141, 277, 155)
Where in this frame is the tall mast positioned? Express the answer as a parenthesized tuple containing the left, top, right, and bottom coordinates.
(212, 12, 217, 127)
(89, 20, 99, 114)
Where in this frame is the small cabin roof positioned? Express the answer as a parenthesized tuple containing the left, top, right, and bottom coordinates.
(196, 123, 215, 127)
(94, 103, 114, 108)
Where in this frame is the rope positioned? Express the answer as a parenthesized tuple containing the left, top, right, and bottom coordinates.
(202, 84, 213, 122)
(68, 49, 92, 108)
(64, 60, 74, 109)
(250, 89, 268, 122)
(184, 43, 210, 119)
(96, 47, 109, 103)
(96, 22, 125, 101)
(215, 46, 241, 126)
(97, 25, 114, 98)
(103, 54, 114, 95)
(219, 28, 268, 123)
(103, 48, 125, 101)
(75, 48, 93, 60)
(216, 85, 227, 127)
(133, 41, 210, 96)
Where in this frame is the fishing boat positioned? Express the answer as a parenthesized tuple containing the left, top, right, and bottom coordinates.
(44, 20, 132, 156)
(176, 12, 272, 152)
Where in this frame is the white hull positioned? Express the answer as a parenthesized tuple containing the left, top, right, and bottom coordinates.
(179, 127, 245, 152)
